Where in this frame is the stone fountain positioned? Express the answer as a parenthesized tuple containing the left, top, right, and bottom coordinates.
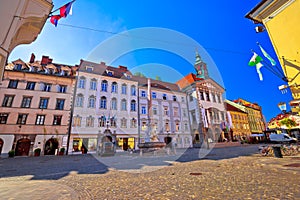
(138, 78, 166, 155)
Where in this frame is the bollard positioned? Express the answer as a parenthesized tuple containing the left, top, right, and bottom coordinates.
(272, 145, 283, 158)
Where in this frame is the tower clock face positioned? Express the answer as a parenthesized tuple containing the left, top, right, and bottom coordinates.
(196, 65, 202, 74)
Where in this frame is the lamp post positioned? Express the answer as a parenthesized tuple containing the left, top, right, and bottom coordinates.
(278, 102, 287, 114)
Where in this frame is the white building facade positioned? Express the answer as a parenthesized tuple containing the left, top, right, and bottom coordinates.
(70, 60, 139, 154)
(134, 77, 192, 148)
(177, 52, 226, 146)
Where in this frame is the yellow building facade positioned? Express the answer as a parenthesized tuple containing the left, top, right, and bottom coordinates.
(225, 100, 252, 140)
(246, 0, 300, 113)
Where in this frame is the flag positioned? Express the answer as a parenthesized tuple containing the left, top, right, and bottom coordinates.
(258, 43, 276, 66)
(201, 108, 208, 128)
(50, 15, 61, 27)
(60, 1, 74, 18)
(249, 52, 264, 81)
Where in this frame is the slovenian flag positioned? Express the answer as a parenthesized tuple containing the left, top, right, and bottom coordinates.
(50, 15, 62, 27)
(249, 52, 264, 81)
(49, 0, 74, 27)
(60, 1, 74, 18)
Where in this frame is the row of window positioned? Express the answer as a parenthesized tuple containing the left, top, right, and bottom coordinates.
(190, 91, 222, 103)
(13, 64, 71, 76)
(72, 115, 189, 132)
(2, 95, 65, 110)
(77, 78, 185, 102)
(8, 80, 67, 93)
(76, 96, 136, 111)
(75, 95, 187, 117)
(78, 78, 137, 95)
(0, 113, 62, 125)
(140, 90, 184, 102)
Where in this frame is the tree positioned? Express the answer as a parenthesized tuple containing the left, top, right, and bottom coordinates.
(134, 72, 146, 77)
(279, 118, 297, 134)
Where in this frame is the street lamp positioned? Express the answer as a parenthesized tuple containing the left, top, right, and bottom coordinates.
(278, 102, 287, 113)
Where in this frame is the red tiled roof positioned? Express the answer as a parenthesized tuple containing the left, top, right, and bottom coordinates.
(176, 73, 203, 89)
(225, 102, 246, 113)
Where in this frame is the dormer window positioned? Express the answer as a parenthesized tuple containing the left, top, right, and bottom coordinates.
(124, 73, 131, 79)
(86, 66, 93, 72)
(106, 70, 114, 76)
(49, 68, 54, 74)
(14, 64, 22, 70)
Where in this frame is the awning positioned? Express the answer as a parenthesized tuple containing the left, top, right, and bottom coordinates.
(250, 134, 264, 137)
(290, 99, 300, 106)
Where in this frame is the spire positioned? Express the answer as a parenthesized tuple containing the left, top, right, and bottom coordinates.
(195, 48, 202, 65)
(194, 48, 209, 79)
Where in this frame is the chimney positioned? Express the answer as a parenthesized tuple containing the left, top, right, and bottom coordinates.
(29, 53, 35, 63)
(41, 56, 49, 65)
(48, 58, 53, 64)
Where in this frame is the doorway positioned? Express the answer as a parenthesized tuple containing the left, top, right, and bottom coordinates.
(0, 138, 3, 155)
(15, 138, 31, 156)
(44, 138, 59, 155)
(123, 138, 128, 151)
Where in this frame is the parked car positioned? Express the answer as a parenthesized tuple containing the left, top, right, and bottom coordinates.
(269, 133, 297, 144)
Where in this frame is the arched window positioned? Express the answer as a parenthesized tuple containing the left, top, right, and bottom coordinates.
(75, 94, 84, 107)
(111, 98, 117, 110)
(121, 99, 127, 111)
(165, 120, 170, 132)
(90, 78, 97, 90)
(98, 116, 106, 127)
(78, 76, 86, 89)
(101, 80, 108, 92)
(110, 117, 117, 127)
(111, 82, 117, 93)
(88, 95, 95, 108)
(175, 121, 180, 132)
(130, 100, 136, 111)
(131, 85, 136, 96)
(100, 96, 107, 109)
(121, 118, 127, 128)
(130, 118, 137, 128)
(121, 84, 127, 94)
(86, 116, 94, 127)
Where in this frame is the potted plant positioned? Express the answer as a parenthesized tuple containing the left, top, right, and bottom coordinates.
(34, 148, 41, 156)
(8, 150, 15, 158)
(59, 147, 65, 156)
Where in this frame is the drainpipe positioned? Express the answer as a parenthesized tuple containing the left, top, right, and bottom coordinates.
(66, 70, 78, 155)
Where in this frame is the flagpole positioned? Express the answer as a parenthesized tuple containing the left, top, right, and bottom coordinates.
(49, 0, 76, 16)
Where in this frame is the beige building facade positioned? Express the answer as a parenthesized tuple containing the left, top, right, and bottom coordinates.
(0, 55, 76, 156)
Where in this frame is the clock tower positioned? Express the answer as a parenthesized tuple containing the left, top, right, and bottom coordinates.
(194, 50, 209, 79)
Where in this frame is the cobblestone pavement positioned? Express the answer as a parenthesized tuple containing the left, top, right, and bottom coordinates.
(1, 144, 300, 200)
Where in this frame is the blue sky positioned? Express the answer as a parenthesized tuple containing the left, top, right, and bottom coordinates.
(8, 0, 292, 121)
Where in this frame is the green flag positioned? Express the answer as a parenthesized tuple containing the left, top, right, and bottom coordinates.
(249, 52, 264, 81)
(248, 52, 263, 66)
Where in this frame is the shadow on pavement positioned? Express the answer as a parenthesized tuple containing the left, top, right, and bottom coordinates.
(0, 144, 261, 180)
(0, 154, 109, 180)
(176, 144, 261, 162)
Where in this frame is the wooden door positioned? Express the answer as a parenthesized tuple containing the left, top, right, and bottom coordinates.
(15, 138, 31, 156)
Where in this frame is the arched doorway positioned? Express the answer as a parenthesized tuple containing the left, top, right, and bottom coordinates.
(15, 138, 31, 156)
(0, 138, 3, 155)
(44, 138, 59, 155)
(164, 136, 172, 147)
